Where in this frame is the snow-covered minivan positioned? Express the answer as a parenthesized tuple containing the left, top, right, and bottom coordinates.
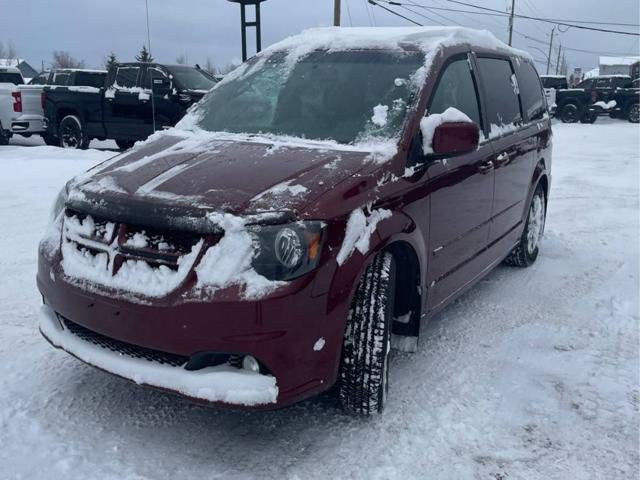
(38, 27, 551, 415)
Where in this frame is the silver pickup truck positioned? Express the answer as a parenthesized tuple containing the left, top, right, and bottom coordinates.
(0, 66, 49, 144)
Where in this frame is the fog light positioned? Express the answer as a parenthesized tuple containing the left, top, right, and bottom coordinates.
(242, 355, 260, 373)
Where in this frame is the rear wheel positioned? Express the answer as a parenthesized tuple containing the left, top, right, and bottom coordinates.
(505, 185, 546, 267)
(560, 103, 580, 123)
(58, 115, 89, 149)
(338, 252, 395, 416)
(627, 103, 639, 123)
(115, 139, 135, 151)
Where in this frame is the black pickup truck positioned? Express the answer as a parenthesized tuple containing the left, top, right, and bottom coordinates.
(43, 62, 217, 149)
(539, 75, 600, 123)
(574, 75, 639, 123)
(605, 77, 639, 123)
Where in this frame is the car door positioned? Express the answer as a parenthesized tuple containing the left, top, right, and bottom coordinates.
(103, 65, 147, 139)
(141, 66, 178, 136)
(423, 55, 495, 309)
(473, 56, 532, 249)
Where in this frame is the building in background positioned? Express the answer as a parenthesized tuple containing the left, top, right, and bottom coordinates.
(599, 56, 640, 76)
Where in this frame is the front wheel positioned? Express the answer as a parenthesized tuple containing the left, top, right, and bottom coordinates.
(580, 110, 598, 124)
(338, 252, 395, 416)
(0, 124, 10, 146)
(504, 185, 546, 267)
(627, 103, 639, 123)
(115, 139, 135, 151)
(560, 103, 580, 123)
(58, 115, 89, 149)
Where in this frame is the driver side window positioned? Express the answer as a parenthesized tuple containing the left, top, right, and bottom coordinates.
(428, 58, 482, 127)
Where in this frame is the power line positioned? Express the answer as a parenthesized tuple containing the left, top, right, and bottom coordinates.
(367, 0, 422, 26)
(444, 0, 640, 33)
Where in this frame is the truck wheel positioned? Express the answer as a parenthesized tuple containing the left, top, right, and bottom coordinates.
(628, 103, 639, 123)
(115, 139, 135, 151)
(504, 185, 546, 268)
(41, 133, 59, 146)
(560, 104, 579, 123)
(58, 115, 89, 149)
(579, 110, 598, 124)
(338, 252, 396, 416)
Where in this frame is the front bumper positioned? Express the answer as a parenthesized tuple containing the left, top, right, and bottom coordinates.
(37, 242, 346, 408)
(12, 114, 46, 134)
(39, 305, 279, 406)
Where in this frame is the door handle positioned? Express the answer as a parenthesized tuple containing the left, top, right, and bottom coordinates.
(478, 160, 494, 174)
(495, 152, 510, 165)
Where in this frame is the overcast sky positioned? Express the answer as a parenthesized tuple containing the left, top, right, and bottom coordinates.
(4, 0, 639, 73)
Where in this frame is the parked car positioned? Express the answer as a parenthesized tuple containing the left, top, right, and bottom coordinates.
(539, 75, 568, 113)
(0, 83, 15, 144)
(608, 78, 639, 123)
(37, 27, 551, 415)
(42, 62, 218, 150)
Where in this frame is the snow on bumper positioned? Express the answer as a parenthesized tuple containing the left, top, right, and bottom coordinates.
(38, 305, 278, 406)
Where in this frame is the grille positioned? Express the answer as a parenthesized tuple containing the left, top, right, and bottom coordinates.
(61, 316, 189, 368)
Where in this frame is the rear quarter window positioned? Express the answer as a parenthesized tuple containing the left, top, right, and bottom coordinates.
(515, 62, 546, 121)
(476, 57, 522, 133)
(74, 72, 106, 88)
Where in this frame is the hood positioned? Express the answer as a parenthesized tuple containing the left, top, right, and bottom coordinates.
(68, 132, 384, 229)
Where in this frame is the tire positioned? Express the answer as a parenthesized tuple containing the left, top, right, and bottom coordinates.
(41, 133, 59, 146)
(58, 115, 89, 149)
(504, 185, 546, 268)
(115, 139, 135, 151)
(580, 110, 598, 124)
(338, 252, 396, 416)
(627, 102, 639, 123)
(560, 103, 580, 123)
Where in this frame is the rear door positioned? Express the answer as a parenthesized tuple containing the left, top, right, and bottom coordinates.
(103, 65, 147, 139)
(424, 55, 495, 309)
(474, 56, 532, 248)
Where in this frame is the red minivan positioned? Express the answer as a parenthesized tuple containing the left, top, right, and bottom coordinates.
(37, 27, 551, 415)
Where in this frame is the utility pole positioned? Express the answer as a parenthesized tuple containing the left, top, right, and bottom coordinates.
(334, 0, 341, 26)
(508, 0, 516, 46)
(555, 44, 562, 75)
(546, 26, 555, 75)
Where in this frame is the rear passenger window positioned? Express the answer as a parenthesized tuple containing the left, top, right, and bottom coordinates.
(75, 72, 106, 88)
(476, 57, 522, 132)
(115, 67, 140, 89)
(428, 58, 481, 126)
(52, 72, 70, 85)
(515, 61, 546, 121)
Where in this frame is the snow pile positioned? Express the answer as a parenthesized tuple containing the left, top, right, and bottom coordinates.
(251, 180, 308, 203)
(594, 100, 617, 110)
(39, 305, 278, 406)
(420, 107, 473, 154)
(337, 206, 392, 265)
(195, 212, 284, 299)
(371, 104, 389, 127)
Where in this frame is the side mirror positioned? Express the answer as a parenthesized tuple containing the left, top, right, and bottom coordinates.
(430, 121, 480, 157)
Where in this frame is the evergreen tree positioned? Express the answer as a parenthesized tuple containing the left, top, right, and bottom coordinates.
(105, 52, 118, 70)
(135, 45, 153, 63)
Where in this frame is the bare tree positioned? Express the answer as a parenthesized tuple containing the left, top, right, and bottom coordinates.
(6, 40, 17, 60)
(51, 51, 86, 69)
(175, 53, 186, 65)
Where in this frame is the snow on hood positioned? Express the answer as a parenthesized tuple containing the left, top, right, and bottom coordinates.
(68, 129, 381, 220)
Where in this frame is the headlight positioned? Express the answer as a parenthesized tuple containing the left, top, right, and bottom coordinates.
(249, 221, 324, 281)
(50, 183, 69, 222)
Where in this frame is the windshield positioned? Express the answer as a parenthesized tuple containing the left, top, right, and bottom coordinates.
(193, 49, 425, 145)
(170, 66, 217, 91)
(0, 73, 24, 85)
(541, 77, 566, 89)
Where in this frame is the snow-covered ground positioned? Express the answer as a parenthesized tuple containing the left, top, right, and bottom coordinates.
(0, 120, 638, 479)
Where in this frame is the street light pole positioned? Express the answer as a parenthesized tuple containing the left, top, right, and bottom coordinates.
(334, 0, 341, 26)
(555, 44, 562, 75)
(546, 26, 555, 75)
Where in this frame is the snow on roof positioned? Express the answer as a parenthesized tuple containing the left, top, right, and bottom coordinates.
(263, 26, 532, 61)
(583, 68, 599, 79)
(540, 75, 567, 78)
(599, 56, 640, 66)
(0, 58, 25, 67)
